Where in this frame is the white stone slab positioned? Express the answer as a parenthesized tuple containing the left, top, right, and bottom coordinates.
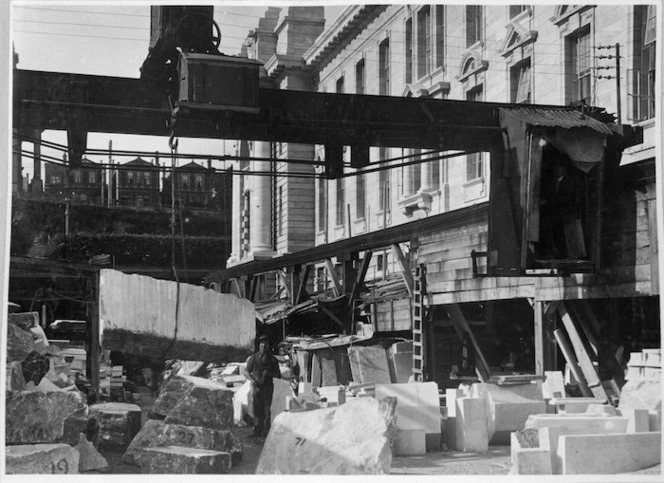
(395, 429, 426, 456)
(512, 448, 552, 475)
(455, 397, 488, 453)
(526, 415, 629, 434)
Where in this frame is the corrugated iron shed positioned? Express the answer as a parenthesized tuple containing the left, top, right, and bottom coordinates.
(500, 107, 614, 135)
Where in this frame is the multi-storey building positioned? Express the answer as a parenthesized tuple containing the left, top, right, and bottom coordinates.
(44, 157, 104, 202)
(163, 160, 221, 208)
(115, 156, 161, 207)
(222, 4, 658, 389)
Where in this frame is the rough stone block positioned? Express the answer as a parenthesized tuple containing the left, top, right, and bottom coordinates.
(152, 374, 197, 417)
(6, 361, 26, 390)
(74, 433, 108, 472)
(5, 390, 88, 444)
(395, 429, 426, 456)
(649, 410, 662, 432)
(6, 443, 80, 474)
(163, 378, 234, 430)
(256, 396, 396, 474)
(525, 415, 629, 435)
(619, 380, 662, 412)
(88, 402, 142, 451)
(8, 311, 40, 330)
(140, 446, 231, 474)
(512, 448, 552, 475)
(559, 432, 662, 474)
(123, 419, 238, 466)
(7, 322, 36, 362)
(455, 397, 488, 453)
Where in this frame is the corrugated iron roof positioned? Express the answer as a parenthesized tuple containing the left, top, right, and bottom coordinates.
(500, 107, 614, 135)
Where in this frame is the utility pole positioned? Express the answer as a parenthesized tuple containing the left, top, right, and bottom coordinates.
(595, 43, 622, 124)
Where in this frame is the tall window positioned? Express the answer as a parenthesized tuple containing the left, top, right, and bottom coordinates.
(144, 172, 151, 186)
(378, 147, 391, 215)
(511, 59, 532, 104)
(409, 149, 422, 194)
(435, 5, 445, 68)
(418, 6, 433, 78)
(466, 86, 484, 181)
(88, 172, 96, 183)
(335, 178, 345, 226)
(510, 5, 527, 18)
(355, 58, 365, 94)
(630, 5, 657, 120)
(567, 27, 591, 105)
(356, 173, 366, 219)
(466, 6, 483, 47)
(73, 170, 82, 183)
(336, 76, 345, 94)
(427, 156, 440, 189)
(406, 18, 413, 83)
(195, 174, 203, 190)
(277, 186, 284, 237)
(379, 38, 390, 95)
(127, 171, 133, 185)
(318, 176, 327, 232)
(180, 174, 188, 189)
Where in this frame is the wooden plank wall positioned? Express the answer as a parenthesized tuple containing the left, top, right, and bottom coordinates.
(423, 180, 657, 305)
(374, 297, 412, 332)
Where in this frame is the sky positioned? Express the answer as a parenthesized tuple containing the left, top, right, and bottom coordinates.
(11, 1, 347, 177)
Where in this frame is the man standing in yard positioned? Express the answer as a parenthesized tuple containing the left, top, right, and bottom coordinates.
(245, 334, 281, 438)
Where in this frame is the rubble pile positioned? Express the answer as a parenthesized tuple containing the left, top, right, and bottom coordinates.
(5, 312, 107, 475)
(124, 374, 242, 473)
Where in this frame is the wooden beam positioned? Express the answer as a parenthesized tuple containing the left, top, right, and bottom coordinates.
(348, 251, 372, 308)
(89, 273, 100, 401)
(231, 278, 245, 298)
(566, 301, 597, 357)
(295, 264, 312, 305)
(544, 301, 561, 318)
(446, 303, 491, 382)
(320, 305, 344, 331)
(534, 300, 545, 376)
(325, 258, 341, 297)
(557, 305, 609, 401)
(249, 275, 259, 302)
(553, 328, 593, 397)
(392, 244, 414, 297)
(277, 269, 291, 301)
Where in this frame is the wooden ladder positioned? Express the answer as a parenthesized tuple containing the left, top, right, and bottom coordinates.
(412, 265, 426, 382)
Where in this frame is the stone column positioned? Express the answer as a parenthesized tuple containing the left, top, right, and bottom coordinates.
(248, 141, 275, 259)
(226, 161, 243, 267)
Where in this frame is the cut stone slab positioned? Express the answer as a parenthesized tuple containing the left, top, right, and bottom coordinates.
(446, 388, 459, 417)
(559, 432, 662, 474)
(395, 429, 426, 456)
(618, 408, 650, 433)
(387, 341, 413, 384)
(585, 404, 618, 416)
(88, 402, 142, 451)
(124, 419, 239, 467)
(319, 349, 339, 386)
(619, 380, 662, 412)
(316, 386, 346, 406)
(543, 371, 565, 399)
(6, 443, 80, 474)
(99, 269, 255, 362)
(537, 425, 569, 474)
(375, 382, 441, 451)
(7, 361, 26, 390)
(443, 415, 457, 450)
(74, 433, 108, 472)
(512, 448, 552, 475)
(163, 378, 234, 430)
(139, 446, 231, 474)
(455, 397, 488, 453)
(152, 374, 198, 417)
(256, 396, 397, 474)
(347, 345, 391, 385)
(7, 322, 36, 362)
(5, 390, 88, 444)
(525, 415, 629, 435)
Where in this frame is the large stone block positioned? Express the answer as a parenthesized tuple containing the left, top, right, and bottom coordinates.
(6, 361, 26, 390)
(256, 396, 396, 474)
(525, 415, 629, 434)
(455, 397, 488, 453)
(559, 432, 662, 474)
(7, 322, 35, 362)
(88, 402, 142, 451)
(387, 341, 413, 383)
(163, 378, 234, 430)
(123, 419, 238, 466)
(139, 446, 231, 474)
(74, 433, 108, 472)
(152, 374, 198, 417)
(347, 345, 391, 384)
(511, 448, 552, 475)
(270, 378, 295, 423)
(395, 429, 426, 456)
(619, 408, 650, 433)
(537, 425, 568, 474)
(5, 390, 88, 444)
(6, 443, 80, 474)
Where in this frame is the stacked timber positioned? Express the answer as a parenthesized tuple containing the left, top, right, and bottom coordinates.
(124, 375, 242, 474)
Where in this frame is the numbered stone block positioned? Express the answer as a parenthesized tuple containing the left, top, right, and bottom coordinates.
(88, 402, 142, 451)
(139, 446, 231, 474)
(6, 443, 80, 474)
(164, 378, 234, 430)
(5, 390, 88, 445)
(123, 419, 239, 467)
(256, 396, 397, 474)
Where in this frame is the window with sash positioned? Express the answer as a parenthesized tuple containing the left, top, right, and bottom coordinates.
(628, 5, 656, 121)
(418, 6, 433, 78)
(406, 18, 413, 83)
(566, 27, 591, 105)
(466, 6, 484, 47)
(466, 86, 484, 181)
(318, 176, 327, 232)
(355, 58, 365, 94)
(435, 5, 445, 68)
(356, 173, 366, 219)
(378, 146, 391, 215)
(510, 5, 527, 18)
(335, 178, 345, 226)
(379, 38, 390, 95)
(511, 59, 531, 104)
